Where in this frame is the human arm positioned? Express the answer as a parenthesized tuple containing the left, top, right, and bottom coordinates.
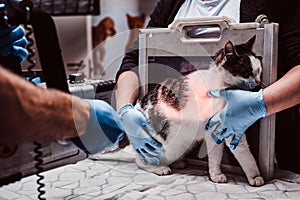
(116, 71, 139, 110)
(113, 1, 171, 164)
(0, 66, 90, 143)
(206, 0, 300, 149)
(0, 25, 94, 144)
(263, 65, 300, 115)
(0, 25, 88, 142)
(115, 68, 164, 165)
(0, 66, 125, 155)
(206, 65, 300, 149)
(116, 71, 163, 165)
(115, 30, 165, 164)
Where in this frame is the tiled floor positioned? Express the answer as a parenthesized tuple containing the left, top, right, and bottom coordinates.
(0, 146, 299, 200)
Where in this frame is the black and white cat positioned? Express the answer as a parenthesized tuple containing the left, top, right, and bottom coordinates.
(134, 35, 265, 186)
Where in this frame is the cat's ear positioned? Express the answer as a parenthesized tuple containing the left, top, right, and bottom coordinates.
(126, 13, 132, 20)
(244, 35, 256, 50)
(224, 41, 238, 56)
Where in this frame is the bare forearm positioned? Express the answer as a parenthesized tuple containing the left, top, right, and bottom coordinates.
(116, 71, 139, 110)
(263, 65, 300, 115)
(0, 67, 90, 143)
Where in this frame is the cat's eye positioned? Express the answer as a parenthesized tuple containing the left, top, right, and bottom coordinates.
(225, 54, 232, 60)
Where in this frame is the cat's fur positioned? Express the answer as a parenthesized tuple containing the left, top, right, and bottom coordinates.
(124, 13, 146, 53)
(134, 36, 264, 186)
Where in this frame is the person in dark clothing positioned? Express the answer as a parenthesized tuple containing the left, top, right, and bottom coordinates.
(115, 0, 300, 173)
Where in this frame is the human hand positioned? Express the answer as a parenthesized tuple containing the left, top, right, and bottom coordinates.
(205, 89, 267, 150)
(0, 25, 28, 62)
(71, 99, 124, 154)
(118, 104, 163, 165)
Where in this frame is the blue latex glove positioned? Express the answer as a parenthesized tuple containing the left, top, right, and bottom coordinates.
(118, 104, 163, 165)
(0, 25, 28, 62)
(71, 99, 124, 154)
(205, 89, 267, 150)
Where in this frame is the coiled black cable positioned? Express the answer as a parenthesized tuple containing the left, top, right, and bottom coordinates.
(24, 24, 37, 81)
(23, 5, 46, 199)
(33, 142, 46, 200)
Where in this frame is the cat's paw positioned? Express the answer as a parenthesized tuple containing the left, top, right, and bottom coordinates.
(248, 176, 264, 187)
(101, 144, 120, 154)
(152, 166, 172, 176)
(170, 160, 187, 169)
(210, 173, 228, 183)
(136, 158, 172, 176)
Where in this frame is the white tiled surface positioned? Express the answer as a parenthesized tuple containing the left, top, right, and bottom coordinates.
(1, 147, 299, 200)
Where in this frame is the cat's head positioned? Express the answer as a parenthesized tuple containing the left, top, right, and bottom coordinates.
(126, 13, 146, 29)
(213, 35, 262, 89)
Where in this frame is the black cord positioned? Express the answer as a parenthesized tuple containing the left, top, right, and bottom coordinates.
(24, 7, 46, 198)
(33, 142, 46, 200)
(24, 24, 37, 80)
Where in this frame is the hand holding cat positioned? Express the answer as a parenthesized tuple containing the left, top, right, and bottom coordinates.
(205, 89, 267, 150)
(118, 104, 163, 165)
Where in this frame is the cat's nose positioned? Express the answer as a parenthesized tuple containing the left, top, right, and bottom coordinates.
(255, 79, 261, 85)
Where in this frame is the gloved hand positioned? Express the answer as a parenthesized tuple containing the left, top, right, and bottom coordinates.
(205, 89, 267, 150)
(71, 99, 124, 154)
(118, 104, 163, 165)
(0, 25, 28, 62)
